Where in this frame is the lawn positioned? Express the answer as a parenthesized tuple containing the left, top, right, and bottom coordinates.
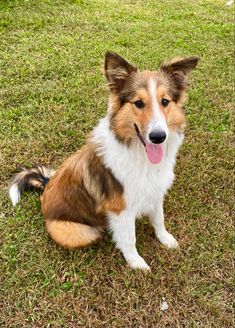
(0, 0, 234, 327)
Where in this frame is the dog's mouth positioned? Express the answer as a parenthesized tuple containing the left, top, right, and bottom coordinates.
(134, 123, 164, 164)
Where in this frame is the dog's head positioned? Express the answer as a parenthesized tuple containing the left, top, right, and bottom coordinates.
(104, 51, 199, 163)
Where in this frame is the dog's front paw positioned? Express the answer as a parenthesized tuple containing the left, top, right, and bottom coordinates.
(127, 256, 151, 271)
(157, 230, 179, 249)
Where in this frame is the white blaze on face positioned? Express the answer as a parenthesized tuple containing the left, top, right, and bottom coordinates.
(147, 78, 168, 139)
(144, 78, 168, 164)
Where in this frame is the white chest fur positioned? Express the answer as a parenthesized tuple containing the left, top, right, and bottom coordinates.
(93, 117, 184, 216)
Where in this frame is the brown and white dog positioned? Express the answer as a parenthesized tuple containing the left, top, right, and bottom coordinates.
(9, 51, 199, 270)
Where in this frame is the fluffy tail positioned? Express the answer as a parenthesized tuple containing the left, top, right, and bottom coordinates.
(9, 165, 55, 206)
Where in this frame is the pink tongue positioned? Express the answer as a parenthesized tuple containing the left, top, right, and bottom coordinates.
(145, 143, 164, 164)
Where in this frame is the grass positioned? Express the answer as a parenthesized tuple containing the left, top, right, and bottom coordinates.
(0, 0, 234, 327)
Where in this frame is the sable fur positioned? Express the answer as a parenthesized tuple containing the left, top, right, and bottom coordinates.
(9, 51, 199, 268)
(41, 142, 125, 228)
(105, 52, 198, 147)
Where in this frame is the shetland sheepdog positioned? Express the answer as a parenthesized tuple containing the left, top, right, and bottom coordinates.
(9, 51, 199, 270)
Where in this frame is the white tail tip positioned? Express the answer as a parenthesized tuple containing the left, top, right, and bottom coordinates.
(9, 184, 20, 206)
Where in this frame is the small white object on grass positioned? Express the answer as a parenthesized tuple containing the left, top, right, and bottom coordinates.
(160, 298, 169, 311)
(226, 0, 234, 6)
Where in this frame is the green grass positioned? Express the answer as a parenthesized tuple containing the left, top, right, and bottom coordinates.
(0, 0, 234, 327)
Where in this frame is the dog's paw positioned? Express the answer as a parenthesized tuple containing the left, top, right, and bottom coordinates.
(157, 231, 179, 249)
(127, 256, 151, 271)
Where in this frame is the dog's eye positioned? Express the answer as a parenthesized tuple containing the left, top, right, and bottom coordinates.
(134, 100, 144, 109)
(161, 98, 170, 107)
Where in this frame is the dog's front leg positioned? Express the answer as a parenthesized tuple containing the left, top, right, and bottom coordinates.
(149, 199, 179, 249)
(108, 210, 150, 270)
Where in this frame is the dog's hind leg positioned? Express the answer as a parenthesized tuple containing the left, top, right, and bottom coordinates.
(45, 219, 101, 249)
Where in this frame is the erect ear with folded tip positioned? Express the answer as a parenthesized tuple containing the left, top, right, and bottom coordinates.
(104, 51, 137, 93)
(160, 56, 199, 100)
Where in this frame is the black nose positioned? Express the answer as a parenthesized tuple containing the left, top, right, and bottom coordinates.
(149, 130, 166, 144)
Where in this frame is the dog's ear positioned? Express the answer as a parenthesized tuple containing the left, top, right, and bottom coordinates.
(104, 51, 137, 92)
(160, 57, 199, 98)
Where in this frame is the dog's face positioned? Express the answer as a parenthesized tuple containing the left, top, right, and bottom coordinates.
(104, 51, 199, 163)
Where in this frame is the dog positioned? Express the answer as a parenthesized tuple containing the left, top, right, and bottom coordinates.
(9, 51, 199, 270)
